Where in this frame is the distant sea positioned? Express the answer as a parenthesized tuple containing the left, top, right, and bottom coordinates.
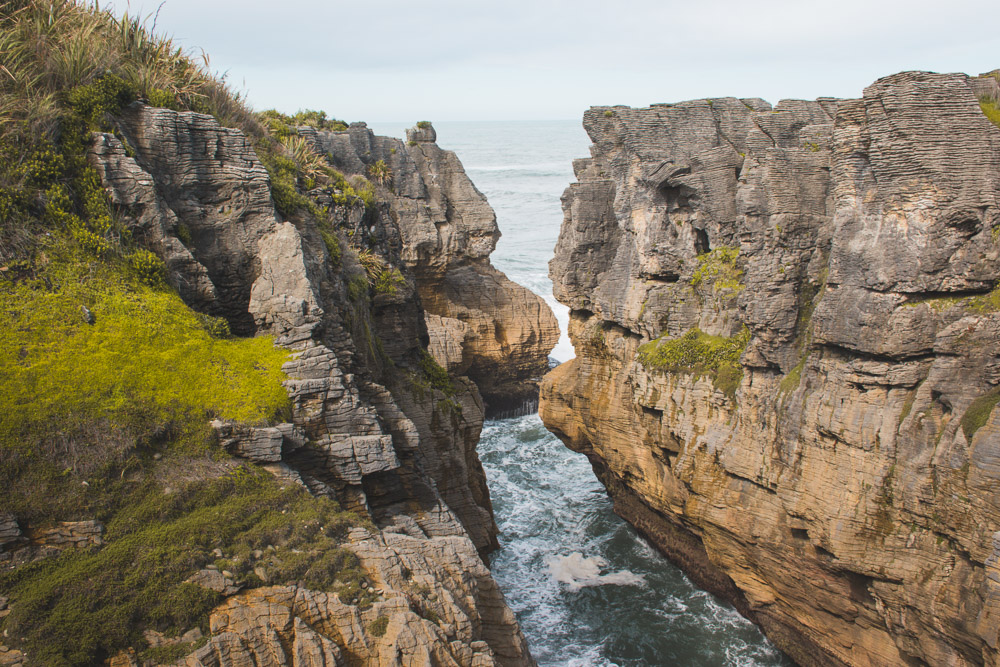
(369, 120, 792, 667)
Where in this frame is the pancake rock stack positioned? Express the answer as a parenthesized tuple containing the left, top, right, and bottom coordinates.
(541, 71, 1000, 666)
(84, 107, 547, 666)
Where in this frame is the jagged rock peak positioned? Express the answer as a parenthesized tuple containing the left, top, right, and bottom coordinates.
(307, 120, 560, 416)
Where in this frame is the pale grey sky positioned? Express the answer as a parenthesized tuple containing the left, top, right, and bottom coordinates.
(114, 0, 999, 122)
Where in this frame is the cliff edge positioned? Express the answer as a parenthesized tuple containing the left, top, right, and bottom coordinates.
(0, 4, 544, 664)
(541, 71, 1000, 666)
(303, 122, 559, 416)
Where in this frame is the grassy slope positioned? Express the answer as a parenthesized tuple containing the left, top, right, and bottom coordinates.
(0, 2, 378, 664)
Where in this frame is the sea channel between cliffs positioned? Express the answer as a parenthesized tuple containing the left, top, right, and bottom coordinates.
(378, 119, 791, 666)
(2, 11, 997, 662)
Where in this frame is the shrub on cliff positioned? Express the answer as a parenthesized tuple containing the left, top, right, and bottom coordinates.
(637, 327, 750, 398)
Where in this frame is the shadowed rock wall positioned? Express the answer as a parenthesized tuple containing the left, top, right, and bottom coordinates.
(88, 105, 535, 666)
(304, 122, 560, 416)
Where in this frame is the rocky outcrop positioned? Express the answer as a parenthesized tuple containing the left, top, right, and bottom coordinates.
(85, 105, 533, 665)
(304, 122, 559, 415)
(541, 71, 1000, 666)
(179, 528, 523, 667)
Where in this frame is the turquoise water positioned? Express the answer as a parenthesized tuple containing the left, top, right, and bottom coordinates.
(369, 120, 791, 666)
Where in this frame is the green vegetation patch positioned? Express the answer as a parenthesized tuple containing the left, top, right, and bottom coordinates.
(637, 327, 750, 398)
(0, 468, 364, 666)
(691, 246, 743, 292)
(0, 258, 291, 450)
(778, 354, 808, 396)
(417, 349, 457, 397)
(981, 98, 1000, 129)
(368, 615, 390, 637)
(258, 109, 348, 136)
(354, 247, 407, 296)
(961, 387, 1000, 441)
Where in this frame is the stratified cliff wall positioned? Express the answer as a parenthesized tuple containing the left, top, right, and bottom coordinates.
(303, 122, 560, 416)
(541, 71, 1000, 666)
(81, 106, 537, 666)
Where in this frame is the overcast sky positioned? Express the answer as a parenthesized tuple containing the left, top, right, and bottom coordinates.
(112, 0, 999, 122)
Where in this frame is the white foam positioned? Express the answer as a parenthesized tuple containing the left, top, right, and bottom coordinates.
(546, 552, 645, 591)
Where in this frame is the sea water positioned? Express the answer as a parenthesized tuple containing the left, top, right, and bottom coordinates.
(368, 120, 791, 666)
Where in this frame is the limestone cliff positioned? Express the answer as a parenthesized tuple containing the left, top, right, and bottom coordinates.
(302, 122, 559, 416)
(72, 106, 535, 666)
(541, 71, 1000, 666)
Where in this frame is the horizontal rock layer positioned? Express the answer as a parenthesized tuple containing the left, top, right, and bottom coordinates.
(541, 71, 1000, 666)
(305, 123, 559, 415)
(81, 107, 534, 666)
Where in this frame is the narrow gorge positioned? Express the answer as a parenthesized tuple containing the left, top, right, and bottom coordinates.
(3, 4, 1000, 663)
(541, 70, 1000, 666)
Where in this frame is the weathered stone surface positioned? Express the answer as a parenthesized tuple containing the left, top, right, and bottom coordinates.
(0, 645, 25, 667)
(424, 314, 468, 373)
(89, 104, 281, 335)
(88, 105, 533, 666)
(187, 569, 243, 597)
(33, 520, 104, 549)
(185, 526, 527, 667)
(0, 514, 20, 551)
(307, 122, 559, 415)
(542, 71, 1000, 666)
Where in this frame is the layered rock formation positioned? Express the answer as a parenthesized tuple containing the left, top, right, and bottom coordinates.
(303, 122, 559, 415)
(541, 71, 1000, 666)
(78, 105, 536, 666)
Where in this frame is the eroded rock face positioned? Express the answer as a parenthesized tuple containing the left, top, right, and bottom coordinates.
(305, 122, 559, 415)
(88, 105, 533, 666)
(541, 71, 1000, 666)
(178, 527, 521, 667)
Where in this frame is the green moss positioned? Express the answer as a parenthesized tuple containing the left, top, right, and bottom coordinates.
(980, 98, 1000, 129)
(175, 222, 193, 246)
(417, 350, 456, 397)
(637, 327, 750, 398)
(961, 387, 1000, 441)
(0, 469, 364, 666)
(779, 354, 807, 395)
(603, 110, 614, 118)
(374, 268, 406, 295)
(899, 387, 918, 425)
(347, 273, 370, 302)
(0, 257, 291, 450)
(873, 464, 897, 536)
(967, 286, 1000, 313)
(368, 615, 389, 637)
(690, 246, 743, 292)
